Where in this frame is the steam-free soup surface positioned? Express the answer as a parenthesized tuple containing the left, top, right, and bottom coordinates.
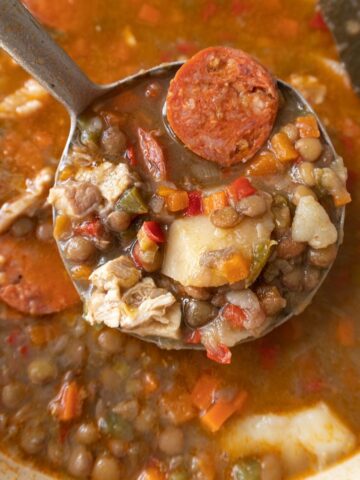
(0, 1, 360, 479)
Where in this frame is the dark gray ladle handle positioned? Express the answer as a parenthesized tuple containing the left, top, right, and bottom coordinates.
(0, 0, 100, 115)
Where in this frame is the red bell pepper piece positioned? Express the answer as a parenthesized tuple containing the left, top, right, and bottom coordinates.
(221, 304, 247, 328)
(74, 218, 103, 237)
(185, 191, 203, 216)
(142, 221, 165, 244)
(226, 177, 256, 202)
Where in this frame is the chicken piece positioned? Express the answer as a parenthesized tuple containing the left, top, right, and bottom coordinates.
(90, 256, 141, 291)
(162, 213, 274, 288)
(0, 234, 79, 315)
(292, 196, 337, 249)
(120, 278, 181, 339)
(0, 79, 48, 119)
(75, 161, 136, 205)
(0, 167, 54, 234)
(48, 182, 102, 219)
(221, 402, 355, 477)
(85, 261, 181, 339)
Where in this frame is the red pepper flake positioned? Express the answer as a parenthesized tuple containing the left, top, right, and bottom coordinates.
(185, 191, 203, 216)
(74, 218, 103, 237)
(126, 145, 137, 167)
(206, 343, 232, 365)
(259, 343, 279, 370)
(138, 4, 161, 26)
(309, 11, 328, 31)
(201, 1, 218, 22)
(185, 329, 202, 345)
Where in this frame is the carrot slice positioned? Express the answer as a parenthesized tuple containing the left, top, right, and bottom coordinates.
(50, 381, 86, 422)
(200, 391, 248, 433)
(191, 374, 220, 410)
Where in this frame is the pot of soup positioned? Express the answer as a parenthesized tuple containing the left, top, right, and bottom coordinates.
(0, 1, 360, 480)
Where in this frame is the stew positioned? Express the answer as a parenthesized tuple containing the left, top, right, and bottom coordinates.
(0, 1, 359, 479)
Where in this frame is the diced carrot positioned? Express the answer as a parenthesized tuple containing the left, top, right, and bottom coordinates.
(29, 323, 60, 346)
(296, 115, 320, 138)
(246, 151, 279, 176)
(202, 191, 228, 215)
(166, 191, 189, 212)
(143, 371, 159, 394)
(334, 190, 352, 207)
(71, 265, 92, 280)
(53, 215, 71, 240)
(219, 252, 250, 283)
(336, 317, 356, 347)
(157, 185, 177, 197)
(159, 388, 197, 425)
(137, 466, 165, 480)
(200, 391, 247, 433)
(49, 381, 86, 422)
(191, 374, 220, 410)
(221, 304, 247, 328)
(271, 132, 299, 163)
(138, 4, 161, 25)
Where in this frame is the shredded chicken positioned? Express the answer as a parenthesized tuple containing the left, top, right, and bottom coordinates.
(48, 182, 102, 218)
(85, 260, 181, 339)
(120, 278, 181, 339)
(0, 167, 54, 234)
(0, 79, 48, 119)
(75, 161, 136, 205)
(292, 196, 337, 249)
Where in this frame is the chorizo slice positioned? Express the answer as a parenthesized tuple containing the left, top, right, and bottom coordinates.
(166, 46, 279, 166)
(137, 128, 167, 181)
(0, 234, 80, 315)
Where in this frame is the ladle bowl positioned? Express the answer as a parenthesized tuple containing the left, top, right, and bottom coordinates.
(0, 0, 345, 350)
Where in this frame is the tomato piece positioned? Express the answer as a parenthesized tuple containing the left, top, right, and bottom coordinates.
(185, 329, 202, 344)
(74, 218, 103, 237)
(206, 343, 232, 365)
(185, 191, 203, 216)
(138, 128, 167, 181)
(226, 177, 256, 202)
(142, 221, 165, 244)
(221, 304, 247, 328)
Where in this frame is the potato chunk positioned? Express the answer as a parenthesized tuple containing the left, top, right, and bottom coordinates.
(162, 213, 274, 288)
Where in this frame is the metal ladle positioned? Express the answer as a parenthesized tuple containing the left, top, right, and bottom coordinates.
(0, 0, 345, 350)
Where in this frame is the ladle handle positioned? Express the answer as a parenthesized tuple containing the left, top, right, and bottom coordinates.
(0, 0, 100, 115)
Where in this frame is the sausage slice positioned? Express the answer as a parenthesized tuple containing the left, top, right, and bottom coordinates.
(166, 46, 279, 166)
(0, 235, 80, 315)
